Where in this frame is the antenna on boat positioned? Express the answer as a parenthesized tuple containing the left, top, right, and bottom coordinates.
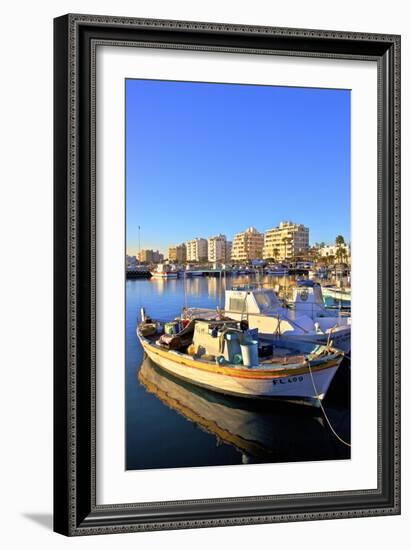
(184, 270, 188, 317)
(218, 269, 222, 309)
(136, 225, 142, 324)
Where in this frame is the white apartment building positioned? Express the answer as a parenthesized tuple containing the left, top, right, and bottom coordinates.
(263, 221, 309, 261)
(138, 249, 164, 263)
(318, 243, 350, 261)
(168, 243, 186, 263)
(225, 240, 232, 262)
(231, 227, 264, 262)
(185, 238, 208, 262)
(208, 234, 228, 263)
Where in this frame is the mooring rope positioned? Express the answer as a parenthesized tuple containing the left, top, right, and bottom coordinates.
(306, 359, 351, 448)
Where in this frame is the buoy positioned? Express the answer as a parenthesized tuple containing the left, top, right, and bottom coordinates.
(233, 354, 243, 365)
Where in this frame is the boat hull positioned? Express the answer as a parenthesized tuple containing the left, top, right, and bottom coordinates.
(151, 272, 178, 279)
(267, 270, 289, 276)
(139, 357, 348, 460)
(139, 337, 341, 404)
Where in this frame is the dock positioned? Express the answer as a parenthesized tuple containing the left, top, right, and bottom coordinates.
(126, 270, 152, 279)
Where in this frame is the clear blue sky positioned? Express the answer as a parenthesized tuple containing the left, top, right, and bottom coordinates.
(126, 79, 350, 256)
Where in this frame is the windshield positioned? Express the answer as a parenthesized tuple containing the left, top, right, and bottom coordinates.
(254, 290, 279, 311)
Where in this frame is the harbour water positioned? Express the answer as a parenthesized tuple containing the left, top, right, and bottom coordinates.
(126, 275, 351, 471)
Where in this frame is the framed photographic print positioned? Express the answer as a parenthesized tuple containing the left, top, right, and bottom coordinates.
(53, 14, 401, 536)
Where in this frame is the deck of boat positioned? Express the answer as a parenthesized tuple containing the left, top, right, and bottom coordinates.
(140, 325, 307, 367)
(260, 352, 305, 365)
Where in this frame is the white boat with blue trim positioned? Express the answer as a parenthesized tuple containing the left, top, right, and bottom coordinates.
(185, 282, 351, 353)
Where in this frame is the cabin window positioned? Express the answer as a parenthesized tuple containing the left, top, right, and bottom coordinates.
(229, 298, 246, 312)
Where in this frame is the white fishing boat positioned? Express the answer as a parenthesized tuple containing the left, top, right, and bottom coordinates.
(183, 265, 204, 277)
(150, 263, 178, 279)
(137, 312, 344, 405)
(186, 282, 351, 352)
(267, 265, 289, 276)
(308, 266, 328, 280)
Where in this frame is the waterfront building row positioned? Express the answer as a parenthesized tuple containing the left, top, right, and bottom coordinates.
(168, 235, 232, 263)
(230, 222, 309, 262)
(166, 223, 310, 263)
(140, 222, 351, 265)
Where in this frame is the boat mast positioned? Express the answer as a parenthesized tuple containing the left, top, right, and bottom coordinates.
(138, 225, 141, 260)
(184, 270, 188, 315)
(219, 269, 222, 309)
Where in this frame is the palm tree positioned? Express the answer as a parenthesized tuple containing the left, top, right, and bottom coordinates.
(335, 246, 344, 264)
(335, 235, 346, 266)
(342, 248, 349, 265)
(310, 246, 320, 264)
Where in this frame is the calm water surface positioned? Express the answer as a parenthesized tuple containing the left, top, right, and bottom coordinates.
(126, 276, 351, 470)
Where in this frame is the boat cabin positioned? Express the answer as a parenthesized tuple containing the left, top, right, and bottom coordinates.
(155, 263, 177, 273)
(223, 286, 297, 336)
(225, 286, 282, 316)
(291, 282, 327, 316)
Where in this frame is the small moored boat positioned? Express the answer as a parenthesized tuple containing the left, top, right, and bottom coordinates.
(266, 264, 289, 277)
(137, 311, 344, 406)
(150, 263, 178, 279)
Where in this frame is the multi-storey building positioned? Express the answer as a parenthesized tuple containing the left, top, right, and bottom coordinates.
(185, 238, 208, 262)
(263, 221, 309, 261)
(208, 234, 228, 263)
(168, 243, 187, 263)
(153, 250, 164, 263)
(138, 249, 164, 263)
(225, 240, 232, 263)
(231, 227, 264, 262)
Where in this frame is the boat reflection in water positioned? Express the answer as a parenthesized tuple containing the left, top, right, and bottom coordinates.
(138, 355, 350, 464)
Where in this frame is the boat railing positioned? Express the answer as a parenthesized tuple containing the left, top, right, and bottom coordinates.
(185, 303, 350, 322)
(285, 300, 350, 317)
(185, 307, 287, 321)
(185, 308, 313, 335)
